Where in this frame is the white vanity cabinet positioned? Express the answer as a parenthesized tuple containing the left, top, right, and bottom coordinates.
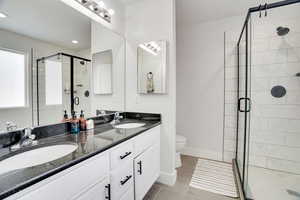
(74, 177, 110, 200)
(5, 125, 160, 200)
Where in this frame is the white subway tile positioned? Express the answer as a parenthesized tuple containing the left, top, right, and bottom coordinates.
(225, 91, 237, 104)
(266, 158, 300, 174)
(252, 49, 287, 65)
(251, 77, 270, 91)
(225, 115, 237, 128)
(225, 103, 237, 116)
(223, 151, 235, 162)
(250, 131, 286, 146)
(268, 145, 300, 162)
(248, 155, 267, 168)
(224, 128, 236, 140)
(288, 48, 300, 63)
(225, 67, 238, 79)
(224, 139, 236, 152)
(225, 78, 238, 91)
(286, 134, 300, 147)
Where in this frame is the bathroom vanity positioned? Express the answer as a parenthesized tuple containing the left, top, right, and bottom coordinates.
(0, 113, 161, 200)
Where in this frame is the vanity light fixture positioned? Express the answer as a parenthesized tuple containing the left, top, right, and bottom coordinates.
(139, 41, 161, 56)
(72, 40, 79, 44)
(0, 12, 7, 18)
(60, 0, 114, 23)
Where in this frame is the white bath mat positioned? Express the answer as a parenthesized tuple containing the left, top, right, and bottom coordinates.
(189, 159, 239, 198)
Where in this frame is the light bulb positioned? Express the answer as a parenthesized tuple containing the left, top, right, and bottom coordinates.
(108, 9, 115, 16)
(0, 12, 7, 18)
(94, 0, 105, 8)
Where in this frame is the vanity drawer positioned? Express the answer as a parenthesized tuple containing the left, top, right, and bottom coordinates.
(120, 186, 134, 200)
(134, 125, 160, 156)
(10, 153, 109, 200)
(110, 160, 134, 200)
(110, 141, 134, 170)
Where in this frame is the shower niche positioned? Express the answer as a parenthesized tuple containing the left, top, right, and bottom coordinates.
(137, 40, 167, 94)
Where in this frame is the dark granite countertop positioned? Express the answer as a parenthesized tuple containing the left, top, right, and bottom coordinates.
(0, 115, 161, 199)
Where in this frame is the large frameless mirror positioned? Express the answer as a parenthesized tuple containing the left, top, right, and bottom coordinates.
(0, 0, 125, 130)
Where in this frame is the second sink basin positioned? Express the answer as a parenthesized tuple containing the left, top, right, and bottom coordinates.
(114, 123, 146, 129)
(0, 144, 78, 175)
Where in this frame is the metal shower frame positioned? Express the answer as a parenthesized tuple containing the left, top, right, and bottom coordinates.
(36, 53, 91, 126)
(235, 0, 300, 198)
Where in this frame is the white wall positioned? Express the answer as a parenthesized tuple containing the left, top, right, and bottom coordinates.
(177, 16, 244, 161)
(125, 0, 177, 185)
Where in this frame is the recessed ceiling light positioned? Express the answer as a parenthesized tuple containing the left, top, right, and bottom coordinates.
(0, 12, 7, 18)
(72, 40, 79, 44)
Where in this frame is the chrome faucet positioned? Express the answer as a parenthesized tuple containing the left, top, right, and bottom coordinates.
(20, 127, 36, 147)
(111, 112, 123, 125)
(96, 110, 106, 116)
(6, 122, 17, 132)
(9, 127, 36, 150)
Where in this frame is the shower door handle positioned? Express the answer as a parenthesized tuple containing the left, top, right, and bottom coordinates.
(238, 98, 251, 112)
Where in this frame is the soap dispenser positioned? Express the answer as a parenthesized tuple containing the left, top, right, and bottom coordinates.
(62, 110, 69, 122)
(70, 111, 80, 134)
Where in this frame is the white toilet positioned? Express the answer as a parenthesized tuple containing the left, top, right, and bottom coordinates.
(176, 134, 187, 168)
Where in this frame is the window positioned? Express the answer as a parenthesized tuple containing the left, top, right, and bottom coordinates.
(45, 60, 62, 105)
(0, 48, 26, 108)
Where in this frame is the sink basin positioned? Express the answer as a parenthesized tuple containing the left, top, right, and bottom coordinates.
(0, 144, 78, 175)
(114, 123, 146, 129)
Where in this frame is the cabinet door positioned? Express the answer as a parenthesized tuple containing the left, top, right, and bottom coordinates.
(75, 177, 110, 200)
(134, 143, 160, 200)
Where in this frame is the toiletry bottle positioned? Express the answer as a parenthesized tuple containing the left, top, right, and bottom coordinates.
(79, 110, 87, 131)
(62, 110, 69, 122)
(71, 111, 80, 134)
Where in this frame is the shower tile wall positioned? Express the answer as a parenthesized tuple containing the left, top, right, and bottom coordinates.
(224, 16, 300, 174)
(224, 28, 240, 162)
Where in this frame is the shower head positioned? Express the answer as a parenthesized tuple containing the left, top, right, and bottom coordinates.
(277, 26, 290, 36)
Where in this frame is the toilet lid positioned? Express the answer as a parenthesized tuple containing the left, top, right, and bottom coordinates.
(176, 135, 186, 143)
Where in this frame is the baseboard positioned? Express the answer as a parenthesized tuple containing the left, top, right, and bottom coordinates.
(157, 170, 177, 186)
(181, 146, 223, 161)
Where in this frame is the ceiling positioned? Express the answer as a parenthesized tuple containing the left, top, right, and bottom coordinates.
(176, 0, 280, 25)
(0, 0, 91, 51)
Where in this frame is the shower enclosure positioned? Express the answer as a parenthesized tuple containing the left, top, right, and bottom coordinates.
(234, 0, 300, 199)
(34, 53, 91, 126)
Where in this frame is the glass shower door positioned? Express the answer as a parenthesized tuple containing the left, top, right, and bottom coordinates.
(236, 20, 251, 187)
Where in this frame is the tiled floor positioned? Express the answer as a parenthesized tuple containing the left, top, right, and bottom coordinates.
(144, 155, 239, 200)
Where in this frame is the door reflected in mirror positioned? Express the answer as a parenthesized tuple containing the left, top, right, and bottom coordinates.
(92, 50, 113, 94)
(138, 40, 167, 94)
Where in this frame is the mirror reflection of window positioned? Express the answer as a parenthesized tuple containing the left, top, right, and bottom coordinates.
(45, 59, 63, 105)
(0, 48, 27, 108)
(138, 41, 167, 94)
(92, 50, 113, 94)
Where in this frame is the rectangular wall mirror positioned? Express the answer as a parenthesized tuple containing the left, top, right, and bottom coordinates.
(92, 50, 113, 94)
(138, 40, 167, 94)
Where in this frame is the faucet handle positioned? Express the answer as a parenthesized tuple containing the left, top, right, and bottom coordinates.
(6, 121, 17, 131)
(24, 127, 34, 137)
